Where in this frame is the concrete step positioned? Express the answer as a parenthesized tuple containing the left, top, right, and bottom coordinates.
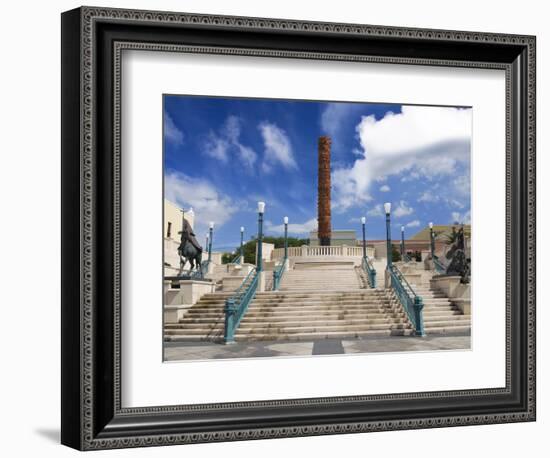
(424, 320, 470, 328)
(241, 311, 396, 320)
(423, 315, 470, 322)
(245, 306, 392, 314)
(233, 329, 413, 341)
(249, 299, 393, 307)
(422, 325, 471, 334)
(240, 317, 404, 326)
(235, 323, 411, 334)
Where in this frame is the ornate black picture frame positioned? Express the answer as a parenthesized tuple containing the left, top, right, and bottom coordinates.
(61, 6, 536, 450)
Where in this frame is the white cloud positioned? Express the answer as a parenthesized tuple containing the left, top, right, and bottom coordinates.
(237, 144, 257, 170)
(379, 184, 391, 192)
(164, 170, 239, 231)
(266, 218, 317, 235)
(452, 174, 471, 197)
(332, 105, 471, 209)
(204, 115, 257, 168)
(393, 200, 414, 218)
(367, 204, 384, 217)
(418, 191, 439, 203)
(204, 133, 229, 162)
(320, 103, 363, 152)
(164, 112, 184, 145)
(451, 210, 471, 224)
(258, 122, 297, 172)
(405, 220, 421, 228)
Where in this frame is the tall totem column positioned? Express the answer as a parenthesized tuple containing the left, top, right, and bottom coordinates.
(318, 136, 332, 246)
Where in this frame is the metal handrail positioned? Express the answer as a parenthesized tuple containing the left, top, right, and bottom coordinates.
(388, 264, 425, 336)
(402, 253, 412, 263)
(272, 258, 287, 291)
(361, 256, 377, 288)
(224, 267, 258, 343)
(229, 252, 242, 264)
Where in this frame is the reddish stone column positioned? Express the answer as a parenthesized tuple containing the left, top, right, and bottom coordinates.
(318, 136, 332, 246)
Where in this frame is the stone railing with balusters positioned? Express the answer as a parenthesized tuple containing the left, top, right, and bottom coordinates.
(271, 245, 374, 260)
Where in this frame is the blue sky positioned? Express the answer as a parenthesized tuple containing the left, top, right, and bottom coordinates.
(164, 95, 471, 252)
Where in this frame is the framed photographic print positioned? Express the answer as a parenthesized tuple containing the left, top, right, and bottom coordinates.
(61, 6, 536, 450)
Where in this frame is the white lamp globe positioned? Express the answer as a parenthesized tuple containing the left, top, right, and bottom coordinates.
(257, 201, 265, 214)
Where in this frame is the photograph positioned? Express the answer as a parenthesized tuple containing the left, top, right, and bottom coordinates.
(54, 2, 537, 452)
(162, 95, 473, 361)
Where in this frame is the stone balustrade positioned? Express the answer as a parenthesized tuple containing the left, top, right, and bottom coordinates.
(271, 244, 375, 261)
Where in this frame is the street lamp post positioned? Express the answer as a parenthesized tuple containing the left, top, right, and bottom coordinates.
(429, 222, 435, 260)
(239, 226, 244, 264)
(401, 226, 405, 260)
(208, 222, 214, 264)
(361, 216, 367, 259)
(256, 202, 265, 272)
(283, 216, 289, 262)
(384, 203, 392, 269)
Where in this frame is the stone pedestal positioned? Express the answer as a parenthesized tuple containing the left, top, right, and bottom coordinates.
(163, 279, 215, 323)
(384, 268, 391, 289)
(430, 275, 462, 297)
(430, 275, 471, 315)
(163, 279, 172, 295)
(164, 305, 192, 323)
(258, 270, 266, 292)
(164, 279, 214, 306)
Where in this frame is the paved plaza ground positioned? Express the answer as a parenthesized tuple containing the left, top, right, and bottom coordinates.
(164, 333, 471, 362)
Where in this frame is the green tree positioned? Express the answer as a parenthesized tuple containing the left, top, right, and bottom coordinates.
(221, 252, 234, 264)
(391, 244, 401, 262)
(235, 236, 309, 265)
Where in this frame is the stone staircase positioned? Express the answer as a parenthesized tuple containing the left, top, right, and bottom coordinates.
(236, 290, 412, 341)
(278, 264, 362, 291)
(163, 265, 470, 343)
(407, 280, 470, 334)
(165, 291, 231, 342)
(164, 289, 413, 342)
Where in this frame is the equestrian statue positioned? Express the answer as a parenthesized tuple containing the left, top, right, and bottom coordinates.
(177, 218, 203, 276)
(444, 226, 471, 284)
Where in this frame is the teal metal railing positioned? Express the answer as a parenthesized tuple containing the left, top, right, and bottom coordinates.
(229, 252, 242, 264)
(272, 258, 287, 291)
(402, 253, 412, 263)
(361, 256, 377, 288)
(388, 264, 425, 336)
(433, 255, 447, 275)
(224, 267, 259, 343)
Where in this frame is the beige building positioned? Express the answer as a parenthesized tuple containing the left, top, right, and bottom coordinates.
(164, 199, 195, 240)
